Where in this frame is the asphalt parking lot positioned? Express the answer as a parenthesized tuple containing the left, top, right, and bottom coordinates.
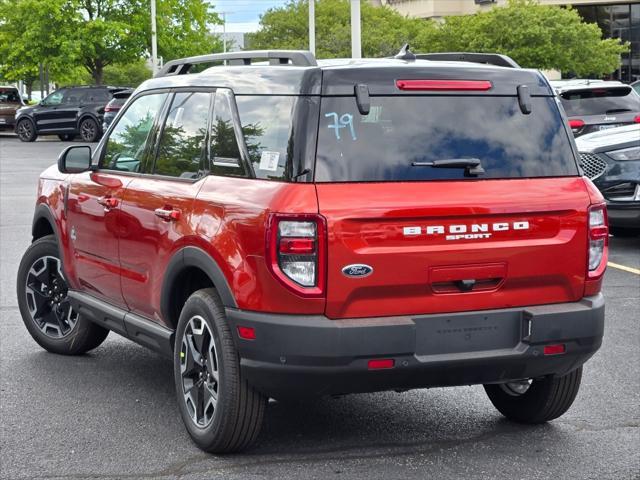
(1, 134, 638, 480)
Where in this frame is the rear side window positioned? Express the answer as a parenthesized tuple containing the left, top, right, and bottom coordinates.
(0, 88, 20, 103)
(236, 96, 296, 180)
(559, 87, 640, 116)
(155, 91, 210, 179)
(315, 96, 578, 182)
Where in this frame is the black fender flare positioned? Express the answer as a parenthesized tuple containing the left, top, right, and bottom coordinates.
(161, 246, 238, 322)
(32, 203, 61, 243)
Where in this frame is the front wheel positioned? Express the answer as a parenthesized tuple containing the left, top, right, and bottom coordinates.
(16, 118, 37, 142)
(484, 367, 582, 424)
(16, 235, 109, 354)
(174, 288, 266, 453)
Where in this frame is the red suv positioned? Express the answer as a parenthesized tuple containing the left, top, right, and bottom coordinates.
(17, 49, 607, 453)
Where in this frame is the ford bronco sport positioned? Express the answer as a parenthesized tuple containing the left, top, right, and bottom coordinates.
(17, 49, 607, 453)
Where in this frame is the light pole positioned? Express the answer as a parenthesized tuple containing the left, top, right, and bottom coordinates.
(150, 0, 158, 74)
(309, 0, 315, 55)
(350, 0, 361, 59)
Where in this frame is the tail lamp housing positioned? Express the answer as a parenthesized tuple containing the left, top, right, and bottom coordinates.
(267, 214, 326, 297)
(587, 204, 608, 280)
(568, 119, 585, 132)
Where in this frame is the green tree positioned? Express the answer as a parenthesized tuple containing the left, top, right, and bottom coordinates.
(102, 59, 152, 87)
(246, 0, 437, 58)
(433, 0, 628, 77)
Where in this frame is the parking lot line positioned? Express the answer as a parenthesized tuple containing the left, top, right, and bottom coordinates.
(607, 262, 640, 275)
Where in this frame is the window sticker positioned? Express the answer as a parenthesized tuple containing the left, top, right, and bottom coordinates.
(325, 112, 357, 140)
(259, 151, 280, 171)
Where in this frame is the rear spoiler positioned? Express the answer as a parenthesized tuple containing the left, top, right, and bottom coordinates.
(415, 52, 520, 69)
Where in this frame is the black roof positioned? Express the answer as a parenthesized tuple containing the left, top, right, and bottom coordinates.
(141, 51, 553, 97)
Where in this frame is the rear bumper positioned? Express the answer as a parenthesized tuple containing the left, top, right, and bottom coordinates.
(225, 294, 605, 399)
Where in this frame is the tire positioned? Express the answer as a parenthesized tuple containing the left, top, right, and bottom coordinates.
(174, 288, 266, 453)
(79, 117, 100, 142)
(16, 235, 109, 355)
(484, 367, 582, 424)
(16, 118, 37, 142)
(57, 133, 75, 141)
(610, 226, 640, 238)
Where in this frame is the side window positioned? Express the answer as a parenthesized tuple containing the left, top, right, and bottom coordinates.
(101, 93, 167, 172)
(235, 95, 296, 180)
(82, 88, 110, 104)
(154, 91, 210, 179)
(64, 88, 82, 105)
(42, 89, 66, 106)
(209, 89, 247, 178)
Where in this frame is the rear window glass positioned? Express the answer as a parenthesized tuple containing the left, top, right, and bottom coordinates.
(559, 87, 640, 116)
(235, 95, 297, 180)
(315, 96, 578, 182)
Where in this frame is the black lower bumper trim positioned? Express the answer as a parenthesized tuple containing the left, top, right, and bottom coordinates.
(225, 295, 604, 399)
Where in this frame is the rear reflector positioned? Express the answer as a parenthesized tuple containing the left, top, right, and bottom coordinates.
(279, 238, 315, 254)
(237, 326, 256, 340)
(395, 79, 492, 91)
(568, 119, 585, 129)
(543, 344, 566, 355)
(368, 359, 395, 370)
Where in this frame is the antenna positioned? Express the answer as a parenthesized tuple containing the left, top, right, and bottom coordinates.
(394, 44, 416, 61)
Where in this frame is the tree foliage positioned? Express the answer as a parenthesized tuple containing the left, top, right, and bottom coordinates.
(0, 0, 222, 86)
(247, 0, 628, 77)
(433, 0, 629, 77)
(246, 0, 436, 59)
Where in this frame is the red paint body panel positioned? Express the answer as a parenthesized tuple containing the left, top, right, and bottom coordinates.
(316, 178, 592, 319)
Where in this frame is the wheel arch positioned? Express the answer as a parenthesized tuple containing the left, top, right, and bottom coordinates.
(77, 112, 101, 131)
(32, 204, 59, 243)
(161, 246, 237, 329)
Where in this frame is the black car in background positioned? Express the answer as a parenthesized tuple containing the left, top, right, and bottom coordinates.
(576, 124, 640, 236)
(15, 85, 129, 142)
(102, 88, 133, 131)
(552, 81, 640, 137)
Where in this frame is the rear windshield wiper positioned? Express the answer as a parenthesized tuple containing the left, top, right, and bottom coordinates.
(605, 108, 633, 114)
(412, 158, 485, 176)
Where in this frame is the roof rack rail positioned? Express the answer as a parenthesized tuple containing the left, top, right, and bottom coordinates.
(415, 52, 520, 69)
(155, 50, 317, 77)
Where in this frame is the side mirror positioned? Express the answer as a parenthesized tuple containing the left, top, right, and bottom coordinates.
(58, 145, 93, 173)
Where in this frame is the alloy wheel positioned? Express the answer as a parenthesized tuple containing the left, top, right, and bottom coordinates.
(180, 315, 220, 428)
(17, 120, 33, 140)
(80, 120, 96, 141)
(24, 255, 78, 338)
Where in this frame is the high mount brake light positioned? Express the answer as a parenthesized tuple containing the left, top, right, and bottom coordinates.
(587, 204, 608, 279)
(395, 79, 492, 91)
(266, 214, 327, 298)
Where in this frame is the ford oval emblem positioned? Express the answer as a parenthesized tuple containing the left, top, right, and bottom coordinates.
(342, 264, 373, 278)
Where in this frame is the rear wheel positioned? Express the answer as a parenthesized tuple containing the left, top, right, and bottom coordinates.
(16, 235, 109, 355)
(57, 133, 75, 141)
(484, 367, 582, 424)
(79, 117, 100, 142)
(16, 118, 37, 142)
(174, 288, 266, 453)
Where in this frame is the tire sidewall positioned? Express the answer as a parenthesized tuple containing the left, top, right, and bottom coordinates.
(173, 291, 237, 447)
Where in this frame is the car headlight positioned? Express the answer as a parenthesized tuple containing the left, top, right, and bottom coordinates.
(607, 146, 640, 161)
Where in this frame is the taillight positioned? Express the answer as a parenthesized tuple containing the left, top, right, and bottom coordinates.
(633, 115, 640, 123)
(267, 214, 326, 297)
(395, 79, 492, 91)
(569, 119, 585, 130)
(104, 105, 120, 112)
(587, 204, 608, 279)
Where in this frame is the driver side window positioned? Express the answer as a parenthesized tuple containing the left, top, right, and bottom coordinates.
(101, 93, 167, 172)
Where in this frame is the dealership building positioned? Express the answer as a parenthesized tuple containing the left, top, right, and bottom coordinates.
(376, 0, 639, 83)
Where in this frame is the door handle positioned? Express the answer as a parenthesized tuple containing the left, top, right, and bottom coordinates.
(97, 195, 118, 209)
(154, 207, 181, 221)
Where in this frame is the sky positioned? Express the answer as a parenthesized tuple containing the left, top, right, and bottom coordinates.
(210, 0, 291, 33)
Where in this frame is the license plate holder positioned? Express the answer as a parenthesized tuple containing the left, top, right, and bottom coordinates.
(415, 311, 521, 356)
